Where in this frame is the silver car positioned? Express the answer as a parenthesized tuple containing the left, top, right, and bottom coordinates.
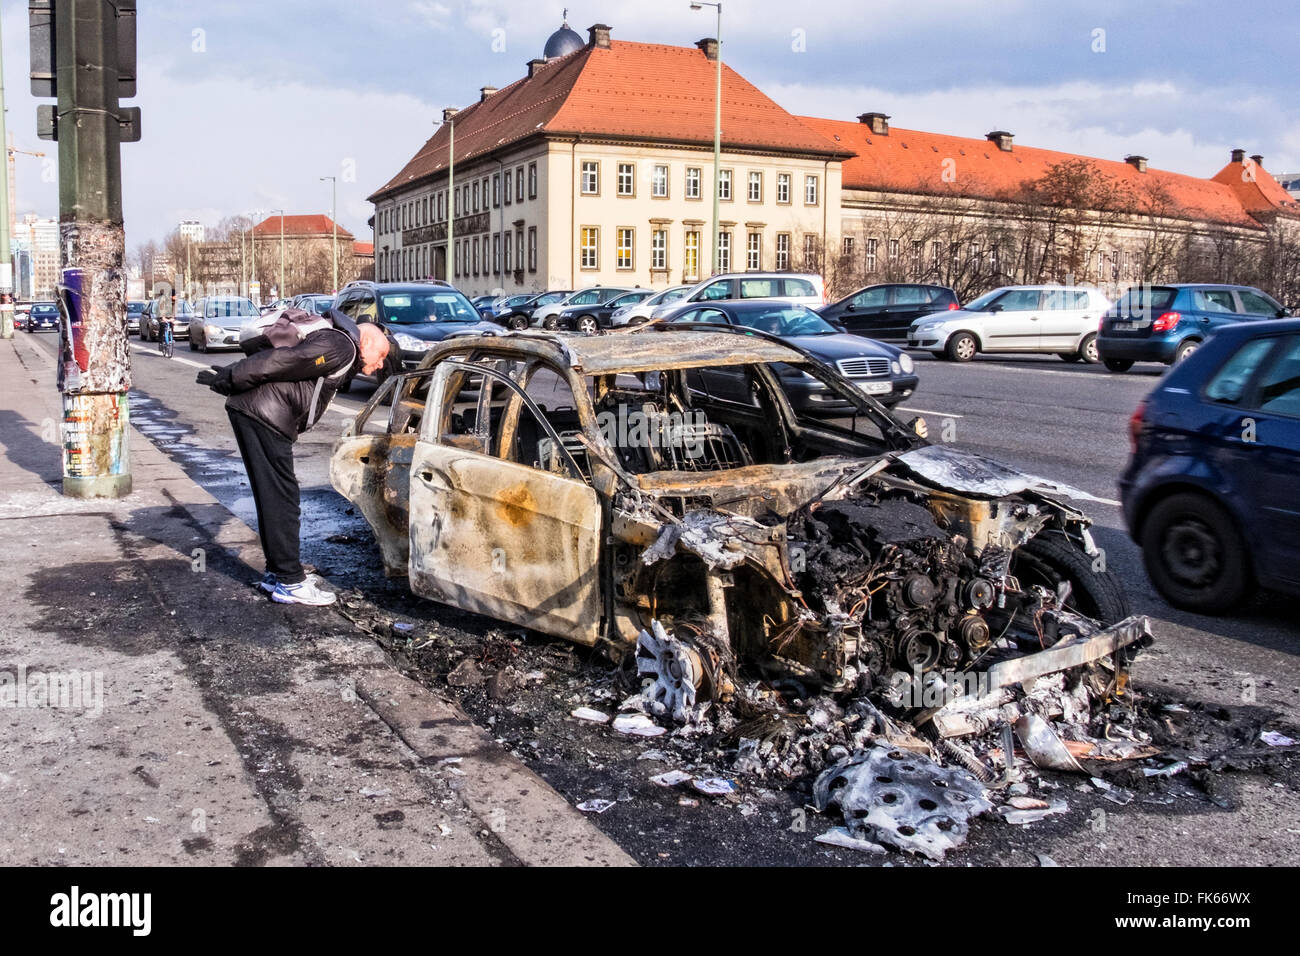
(649, 272, 827, 320)
(908, 285, 1112, 363)
(188, 295, 262, 352)
(609, 284, 694, 326)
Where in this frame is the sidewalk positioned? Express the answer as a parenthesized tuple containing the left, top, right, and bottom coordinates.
(0, 332, 632, 866)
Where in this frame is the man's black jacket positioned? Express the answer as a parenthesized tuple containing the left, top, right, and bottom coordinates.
(224, 310, 362, 441)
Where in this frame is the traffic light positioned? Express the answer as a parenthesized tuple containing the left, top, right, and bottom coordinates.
(30, 0, 138, 142)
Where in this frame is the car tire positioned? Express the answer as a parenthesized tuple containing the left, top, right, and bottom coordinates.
(1104, 358, 1134, 373)
(197, 335, 207, 353)
(542, 316, 559, 331)
(1079, 333, 1100, 364)
(944, 332, 978, 362)
(577, 315, 598, 335)
(1140, 492, 1251, 614)
(508, 316, 528, 331)
(1011, 532, 1131, 626)
(1057, 352, 1081, 362)
(1174, 340, 1199, 364)
(189, 337, 198, 351)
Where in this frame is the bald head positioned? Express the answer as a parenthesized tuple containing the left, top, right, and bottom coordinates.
(358, 323, 390, 375)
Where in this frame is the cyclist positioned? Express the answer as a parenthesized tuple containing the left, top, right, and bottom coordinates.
(157, 288, 176, 357)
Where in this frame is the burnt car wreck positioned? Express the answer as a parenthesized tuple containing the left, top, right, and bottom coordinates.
(330, 328, 1157, 859)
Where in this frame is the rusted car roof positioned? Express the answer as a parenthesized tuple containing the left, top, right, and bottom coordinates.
(517, 329, 806, 374)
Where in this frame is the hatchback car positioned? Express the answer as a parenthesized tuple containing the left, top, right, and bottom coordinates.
(555, 289, 654, 334)
(188, 296, 262, 351)
(1121, 319, 1300, 612)
(333, 282, 499, 372)
(909, 285, 1111, 362)
(140, 298, 194, 341)
(25, 301, 59, 332)
(1098, 284, 1289, 372)
(661, 299, 918, 410)
(126, 300, 146, 335)
(609, 285, 695, 327)
(819, 284, 959, 343)
(532, 287, 633, 329)
(329, 330, 1143, 729)
(290, 293, 336, 316)
(651, 272, 826, 320)
(497, 290, 573, 330)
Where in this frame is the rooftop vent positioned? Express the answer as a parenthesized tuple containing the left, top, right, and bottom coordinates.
(858, 112, 890, 136)
(1124, 155, 1148, 173)
(695, 37, 719, 60)
(588, 23, 611, 49)
(986, 130, 1013, 152)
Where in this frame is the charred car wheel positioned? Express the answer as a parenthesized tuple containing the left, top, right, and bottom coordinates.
(1140, 492, 1250, 614)
(1010, 532, 1130, 625)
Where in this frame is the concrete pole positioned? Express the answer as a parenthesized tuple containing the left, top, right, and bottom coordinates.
(57, 0, 131, 499)
(320, 177, 336, 292)
(711, 8, 721, 276)
(0, 16, 14, 340)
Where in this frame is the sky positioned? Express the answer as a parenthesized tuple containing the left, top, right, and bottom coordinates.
(1, 0, 1296, 250)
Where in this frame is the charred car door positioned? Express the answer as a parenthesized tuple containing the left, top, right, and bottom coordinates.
(407, 358, 603, 644)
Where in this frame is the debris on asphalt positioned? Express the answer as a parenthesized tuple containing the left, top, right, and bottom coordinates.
(998, 800, 1069, 826)
(577, 799, 616, 814)
(1262, 731, 1295, 747)
(815, 827, 888, 855)
(692, 777, 736, 797)
(651, 770, 693, 788)
(612, 713, 667, 737)
(571, 707, 611, 724)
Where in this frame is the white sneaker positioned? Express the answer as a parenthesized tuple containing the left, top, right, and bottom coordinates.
(269, 577, 337, 606)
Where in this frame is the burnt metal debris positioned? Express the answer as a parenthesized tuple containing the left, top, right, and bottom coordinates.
(328, 330, 1219, 860)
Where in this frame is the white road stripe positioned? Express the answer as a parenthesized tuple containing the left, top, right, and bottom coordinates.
(897, 406, 965, 419)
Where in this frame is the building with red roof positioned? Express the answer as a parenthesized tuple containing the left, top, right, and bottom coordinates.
(369, 21, 1298, 300)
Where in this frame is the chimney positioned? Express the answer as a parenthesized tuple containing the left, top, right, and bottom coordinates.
(527, 57, 547, 77)
(695, 37, 719, 60)
(588, 23, 612, 48)
(479, 86, 498, 102)
(986, 130, 1014, 152)
(1251, 154, 1264, 167)
(1124, 155, 1148, 173)
(1231, 147, 1246, 163)
(858, 112, 890, 136)
(441, 107, 459, 124)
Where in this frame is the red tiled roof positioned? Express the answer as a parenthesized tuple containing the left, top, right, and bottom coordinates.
(1210, 158, 1298, 215)
(370, 39, 849, 201)
(798, 116, 1294, 228)
(353, 241, 374, 256)
(251, 214, 354, 240)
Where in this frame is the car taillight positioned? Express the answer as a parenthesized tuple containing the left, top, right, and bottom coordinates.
(1152, 311, 1181, 332)
(1128, 400, 1146, 453)
(947, 302, 959, 310)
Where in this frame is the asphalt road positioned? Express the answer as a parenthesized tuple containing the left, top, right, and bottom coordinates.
(24, 330, 1299, 865)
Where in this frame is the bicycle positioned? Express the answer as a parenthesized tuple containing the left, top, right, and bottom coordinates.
(159, 318, 174, 358)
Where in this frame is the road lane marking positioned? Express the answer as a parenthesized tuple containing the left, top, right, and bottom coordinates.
(897, 406, 964, 419)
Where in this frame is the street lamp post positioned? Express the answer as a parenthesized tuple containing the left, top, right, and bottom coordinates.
(320, 176, 337, 292)
(271, 208, 285, 298)
(691, 1, 722, 275)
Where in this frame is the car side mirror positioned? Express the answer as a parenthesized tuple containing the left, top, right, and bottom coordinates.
(1277, 308, 1290, 318)
(844, 303, 856, 312)
(831, 321, 847, 333)
(987, 304, 1003, 313)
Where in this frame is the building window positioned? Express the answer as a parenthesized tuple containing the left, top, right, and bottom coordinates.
(776, 173, 791, 204)
(422, 197, 428, 223)
(931, 241, 943, 270)
(718, 169, 733, 201)
(684, 230, 700, 280)
(842, 236, 855, 257)
(686, 167, 701, 200)
(528, 163, 537, 199)
(717, 230, 731, 272)
(651, 229, 667, 270)
(616, 227, 634, 269)
(516, 229, 523, 273)
(804, 175, 819, 205)
(472, 181, 480, 213)
(581, 227, 599, 270)
(494, 233, 501, 274)
(776, 233, 790, 270)
(969, 243, 981, 271)
(515, 166, 524, 203)
(617, 162, 635, 197)
(889, 238, 900, 263)
(652, 164, 669, 198)
(528, 226, 537, 272)
(747, 171, 762, 202)
(865, 238, 878, 272)
(581, 161, 599, 195)
(911, 241, 922, 274)
(493, 174, 500, 207)
(804, 234, 818, 265)
(473, 237, 480, 275)
(747, 232, 761, 271)
(504, 170, 512, 205)
(503, 231, 511, 272)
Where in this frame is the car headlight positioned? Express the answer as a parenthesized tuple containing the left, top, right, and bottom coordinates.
(898, 352, 914, 374)
(206, 325, 222, 336)
(393, 332, 433, 351)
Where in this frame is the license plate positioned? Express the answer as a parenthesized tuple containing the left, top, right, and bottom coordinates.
(859, 381, 892, 395)
(1112, 320, 1141, 331)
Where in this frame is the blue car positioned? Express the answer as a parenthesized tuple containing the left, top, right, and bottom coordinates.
(1098, 283, 1289, 372)
(1120, 319, 1300, 612)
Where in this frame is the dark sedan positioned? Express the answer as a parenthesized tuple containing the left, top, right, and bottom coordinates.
(25, 301, 60, 332)
(336, 284, 500, 374)
(1121, 318, 1300, 613)
(660, 299, 919, 410)
(498, 290, 572, 330)
(819, 283, 959, 343)
(555, 289, 654, 334)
